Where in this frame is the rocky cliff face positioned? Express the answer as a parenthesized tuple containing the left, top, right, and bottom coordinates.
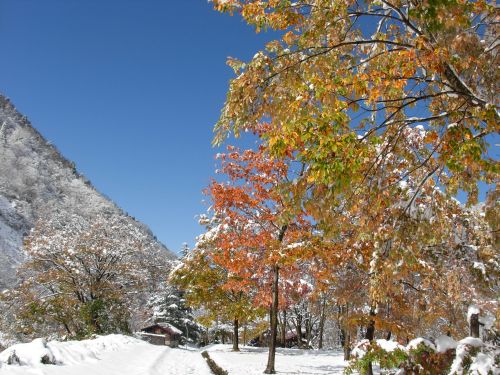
(0, 95, 175, 289)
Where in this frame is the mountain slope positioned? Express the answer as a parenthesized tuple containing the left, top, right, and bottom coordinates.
(0, 94, 175, 289)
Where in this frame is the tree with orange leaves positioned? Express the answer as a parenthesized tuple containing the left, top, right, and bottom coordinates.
(202, 145, 314, 373)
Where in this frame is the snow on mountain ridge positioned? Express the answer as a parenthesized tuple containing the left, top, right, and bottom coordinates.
(0, 94, 175, 289)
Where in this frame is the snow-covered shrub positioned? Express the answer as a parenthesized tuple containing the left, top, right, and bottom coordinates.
(449, 337, 499, 375)
(0, 334, 143, 367)
(346, 336, 499, 374)
(345, 339, 408, 375)
(0, 338, 55, 366)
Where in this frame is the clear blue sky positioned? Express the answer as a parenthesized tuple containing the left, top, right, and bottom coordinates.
(0, 0, 274, 254)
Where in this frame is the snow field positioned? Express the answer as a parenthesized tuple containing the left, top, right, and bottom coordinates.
(0, 336, 349, 375)
(207, 345, 347, 374)
(0, 335, 211, 375)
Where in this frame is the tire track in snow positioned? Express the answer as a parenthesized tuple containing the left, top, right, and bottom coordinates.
(147, 347, 211, 375)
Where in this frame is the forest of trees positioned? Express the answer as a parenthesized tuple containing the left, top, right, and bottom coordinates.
(0, 0, 497, 374)
(173, 0, 499, 374)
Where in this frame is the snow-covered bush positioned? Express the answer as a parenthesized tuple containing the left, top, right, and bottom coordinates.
(346, 339, 410, 375)
(0, 334, 143, 367)
(449, 337, 499, 375)
(346, 336, 499, 375)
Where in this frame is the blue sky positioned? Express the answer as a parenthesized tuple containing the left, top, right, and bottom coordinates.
(0, 0, 275, 253)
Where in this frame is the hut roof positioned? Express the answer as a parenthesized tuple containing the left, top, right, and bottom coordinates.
(141, 323, 183, 336)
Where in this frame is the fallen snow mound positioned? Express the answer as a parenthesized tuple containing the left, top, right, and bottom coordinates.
(0, 334, 145, 367)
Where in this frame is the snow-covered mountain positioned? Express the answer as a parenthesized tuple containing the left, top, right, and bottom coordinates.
(0, 94, 176, 289)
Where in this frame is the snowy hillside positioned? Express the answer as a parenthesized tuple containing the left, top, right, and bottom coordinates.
(0, 94, 176, 289)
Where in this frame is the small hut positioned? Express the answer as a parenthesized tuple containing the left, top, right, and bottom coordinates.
(139, 323, 182, 347)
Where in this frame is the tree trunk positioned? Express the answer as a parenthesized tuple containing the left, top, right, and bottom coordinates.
(470, 313, 480, 338)
(318, 298, 326, 349)
(339, 303, 351, 360)
(243, 324, 247, 347)
(264, 225, 287, 374)
(264, 264, 279, 374)
(386, 331, 392, 340)
(295, 314, 303, 349)
(344, 332, 351, 361)
(281, 310, 287, 347)
(305, 313, 312, 347)
(63, 322, 72, 336)
(365, 308, 376, 375)
(233, 318, 240, 351)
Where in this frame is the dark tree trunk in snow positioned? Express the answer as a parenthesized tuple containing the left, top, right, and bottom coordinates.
(365, 308, 376, 375)
(233, 318, 240, 351)
(264, 264, 280, 373)
(470, 313, 480, 338)
(295, 314, 303, 349)
(338, 304, 351, 360)
(305, 314, 312, 347)
(264, 225, 287, 374)
(344, 333, 351, 361)
(281, 310, 287, 347)
(318, 298, 326, 349)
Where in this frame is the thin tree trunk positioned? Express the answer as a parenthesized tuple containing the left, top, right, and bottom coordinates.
(264, 264, 279, 373)
(264, 225, 287, 374)
(295, 314, 303, 349)
(281, 310, 287, 347)
(365, 308, 376, 375)
(318, 298, 326, 349)
(339, 303, 351, 360)
(340, 328, 346, 349)
(233, 318, 240, 351)
(243, 324, 247, 347)
(344, 331, 351, 361)
(305, 313, 312, 348)
(63, 322, 72, 336)
(470, 313, 480, 338)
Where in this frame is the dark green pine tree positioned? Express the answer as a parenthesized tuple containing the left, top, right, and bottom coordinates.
(147, 286, 202, 343)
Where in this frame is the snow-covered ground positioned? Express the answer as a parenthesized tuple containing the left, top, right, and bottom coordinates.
(0, 335, 211, 375)
(207, 344, 347, 374)
(0, 336, 348, 375)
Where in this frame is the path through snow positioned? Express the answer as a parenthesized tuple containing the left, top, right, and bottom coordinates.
(0, 343, 211, 375)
